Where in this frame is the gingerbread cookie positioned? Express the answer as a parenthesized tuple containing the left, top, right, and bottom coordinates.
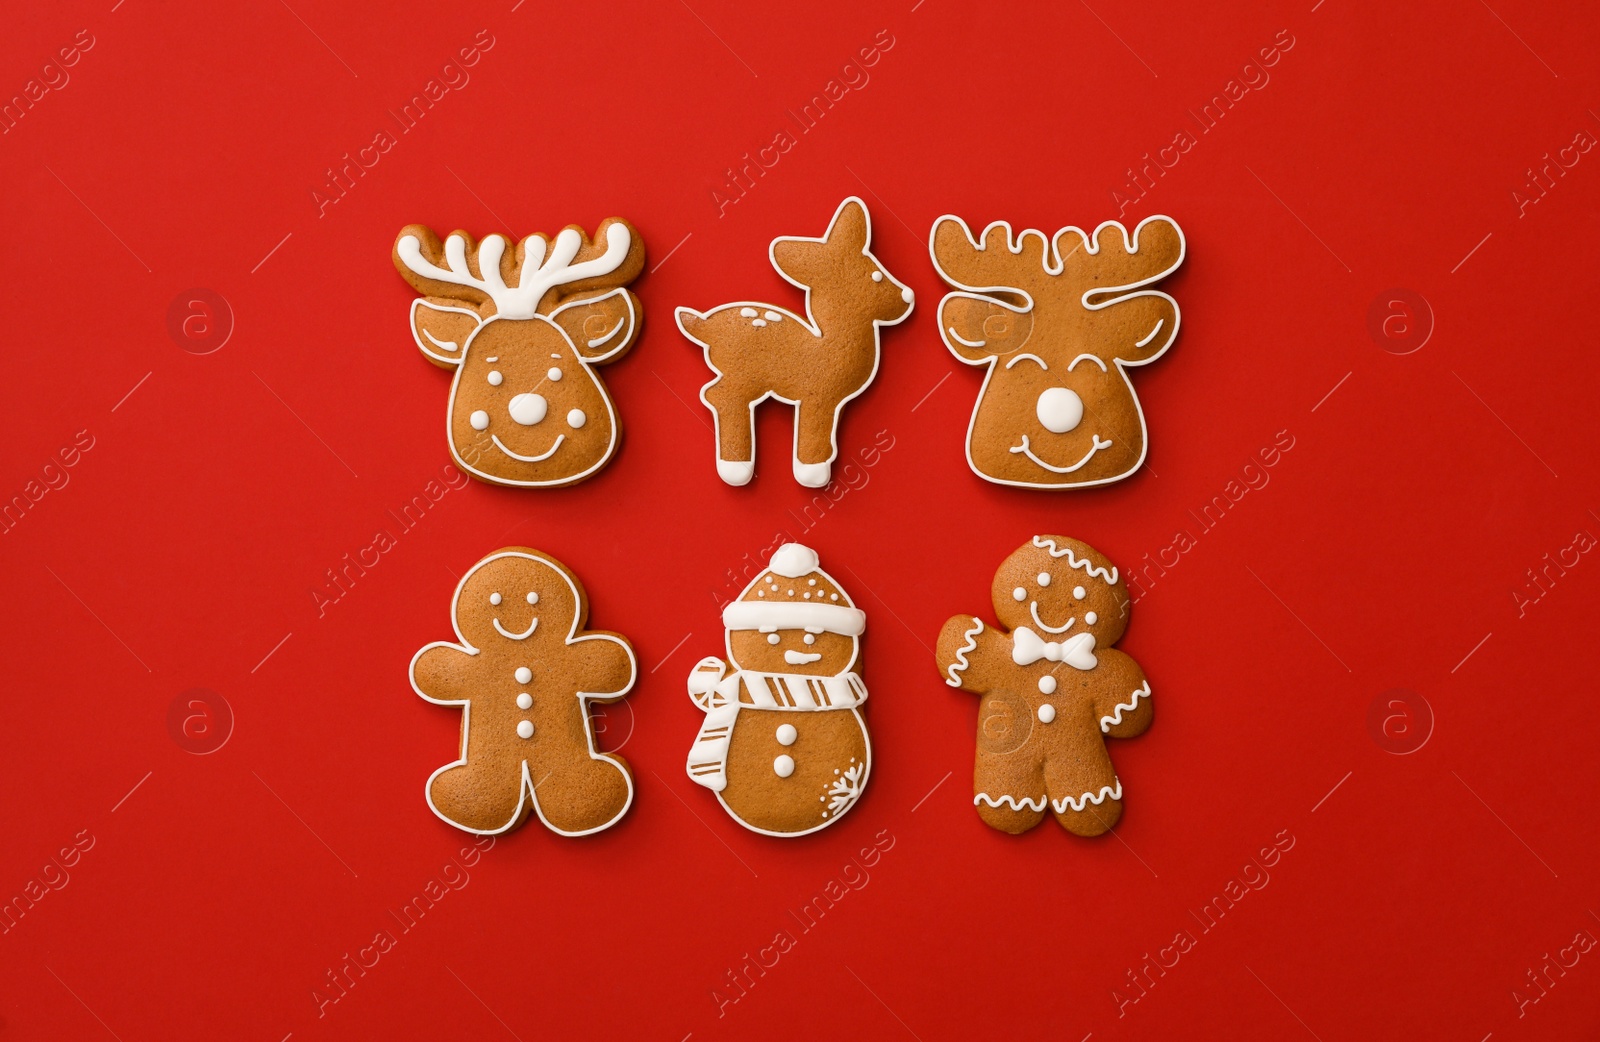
(929, 214, 1185, 488)
(392, 218, 645, 487)
(411, 548, 636, 835)
(685, 543, 871, 836)
(675, 197, 914, 488)
(934, 536, 1151, 836)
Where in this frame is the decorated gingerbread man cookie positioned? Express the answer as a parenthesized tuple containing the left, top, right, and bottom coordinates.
(675, 197, 914, 488)
(411, 548, 636, 835)
(935, 536, 1151, 836)
(392, 218, 645, 487)
(929, 213, 1184, 488)
(685, 543, 871, 836)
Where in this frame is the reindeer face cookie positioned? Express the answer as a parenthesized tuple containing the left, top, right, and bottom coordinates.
(930, 215, 1184, 488)
(675, 197, 914, 489)
(685, 543, 871, 837)
(393, 220, 644, 487)
(935, 536, 1152, 837)
(411, 548, 636, 836)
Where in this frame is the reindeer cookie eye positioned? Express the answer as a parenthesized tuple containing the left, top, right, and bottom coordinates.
(567, 409, 587, 429)
(487, 370, 503, 386)
(489, 592, 502, 605)
(871, 271, 884, 282)
(546, 367, 562, 382)
(526, 591, 538, 605)
(768, 633, 780, 645)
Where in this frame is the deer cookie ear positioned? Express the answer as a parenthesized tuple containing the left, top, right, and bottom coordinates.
(824, 197, 870, 250)
(549, 287, 639, 363)
(411, 297, 483, 368)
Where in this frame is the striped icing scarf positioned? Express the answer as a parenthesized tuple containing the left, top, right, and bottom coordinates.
(686, 662, 866, 793)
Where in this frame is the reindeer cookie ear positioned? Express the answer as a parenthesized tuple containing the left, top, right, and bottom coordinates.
(411, 298, 482, 368)
(549, 288, 639, 363)
(939, 292, 1035, 364)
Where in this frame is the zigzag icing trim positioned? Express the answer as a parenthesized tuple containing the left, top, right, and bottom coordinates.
(974, 782, 1123, 815)
(1032, 535, 1118, 584)
(1052, 781, 1122, 813)
(945, 619, 984, 687)
(1099, 681, 1150, 733)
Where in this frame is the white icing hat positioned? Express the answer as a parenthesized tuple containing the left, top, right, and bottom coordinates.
(721, 543, 865, 636)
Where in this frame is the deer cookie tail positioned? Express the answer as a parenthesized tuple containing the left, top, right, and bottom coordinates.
(674, 306, 708, 344)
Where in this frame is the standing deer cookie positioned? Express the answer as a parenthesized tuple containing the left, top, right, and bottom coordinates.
(934, 536, 1151, 837)
(676, 197, 914, 488)
(685, 543, 871, 836)
(392, 218, 645, 487)
(411, 548, 636, 836)
(929, 214, 1185, 488)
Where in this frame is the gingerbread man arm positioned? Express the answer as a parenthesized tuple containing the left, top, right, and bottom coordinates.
(935, 615, 1012, 694)
(565, 633, 637, 700)
(1092, 648, 1152, 739)
(411, 642, 478, 704)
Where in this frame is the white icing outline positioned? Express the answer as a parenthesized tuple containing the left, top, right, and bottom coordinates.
(1067, 353, 1107, 372)
(409, 298, 482, 365)
(410, 549, 636, 837)
(676, 196, 914, 488)
(490, 432, 566, 463)
(1135, 319, 1164, 348)
(929, 213, 1185, 489)
(1032, 535, 1120, 584)
(944, 618, 983, 687)
(1004, 353, 1049, 371)
(1099, 681, 1150, 733)
(948, 327, 986, 348)
(1009, 433, 1112, 473)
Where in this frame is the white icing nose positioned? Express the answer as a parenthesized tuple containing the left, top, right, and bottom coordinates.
(901, 286, 914, 304)
(509, 392, 547, 426)
(1036, 387, 1084, 434)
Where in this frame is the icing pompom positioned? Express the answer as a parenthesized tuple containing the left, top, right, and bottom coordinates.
(769, 542, 819, 579)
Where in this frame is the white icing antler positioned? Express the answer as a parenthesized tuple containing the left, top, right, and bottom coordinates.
(396, 224, 632, 320)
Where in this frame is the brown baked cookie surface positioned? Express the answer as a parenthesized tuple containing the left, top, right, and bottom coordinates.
(930, 214, 1185, 489)
(411, 547, 636, 836)
(935, 535, 1152, 836)
(686, 543, 871, 836)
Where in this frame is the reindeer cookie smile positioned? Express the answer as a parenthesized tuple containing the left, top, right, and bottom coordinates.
(1009, 433, 1113, 475)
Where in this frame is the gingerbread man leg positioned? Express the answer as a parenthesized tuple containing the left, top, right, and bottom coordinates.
(526, 698, 632, 835)
(428, 754, 528, 834)
(1044, 750, 1121, 838)
(973, 752, 1048, 835)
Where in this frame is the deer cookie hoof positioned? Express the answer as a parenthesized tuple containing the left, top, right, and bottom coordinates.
(793, 460, 831, 488)
(717, 459, 755, 486)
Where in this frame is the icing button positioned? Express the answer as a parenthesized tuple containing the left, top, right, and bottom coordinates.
(1038, 675, 1057, 695)
(516, 693, 532, 710)
(773, 754, 795, 778)
(776, 723, 797, 746)
(516, 720, 535, 739)
(515, 667, 532, 684)
(1038, 704, 1057, 724)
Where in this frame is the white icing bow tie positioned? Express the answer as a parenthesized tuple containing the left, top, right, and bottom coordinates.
(1012, 627, 1098, 670)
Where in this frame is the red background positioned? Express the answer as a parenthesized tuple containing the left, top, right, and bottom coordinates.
(4, 0, 1599, 1038)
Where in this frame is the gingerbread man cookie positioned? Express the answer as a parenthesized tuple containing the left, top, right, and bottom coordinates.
(392, 218, 645, 487)
(411, 548, 636, 835)
(685, 543, 871, 836)
(934, 536, 1151, 836)
(675, 197, 914, 488)
(929, 213, 1184, 488)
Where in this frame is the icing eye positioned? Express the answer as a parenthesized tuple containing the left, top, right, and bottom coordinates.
(469, 410, 490, 431)
(489, 592, 502, 605)
(1012, 587, 1026, 601)
(526, 591, 538, 605)
(767, 633, 780, 645)
(871, 271, 884, 282)
(567, 409, 587, 429)
(1073, 586, 1086, 599)
(1037, 572, 1051, 587)
(487, 370, 503, 386)
(1085, 612, 1098, 624)
(547, 367, 562, 382)
(804, 634, 815, 645)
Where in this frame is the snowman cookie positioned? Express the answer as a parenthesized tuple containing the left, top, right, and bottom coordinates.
(934, 536, 1151, 836)
(685, 543, 871, 837)
(411, 548, 636, 836)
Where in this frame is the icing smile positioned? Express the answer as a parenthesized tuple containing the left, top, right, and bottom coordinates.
(492, 615, 538, 640)
(1029, 601, 1075, 634)
(491, 433, 566, 463)
(1009, 434, 1112, 474)
(784, 650, 823, 665)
